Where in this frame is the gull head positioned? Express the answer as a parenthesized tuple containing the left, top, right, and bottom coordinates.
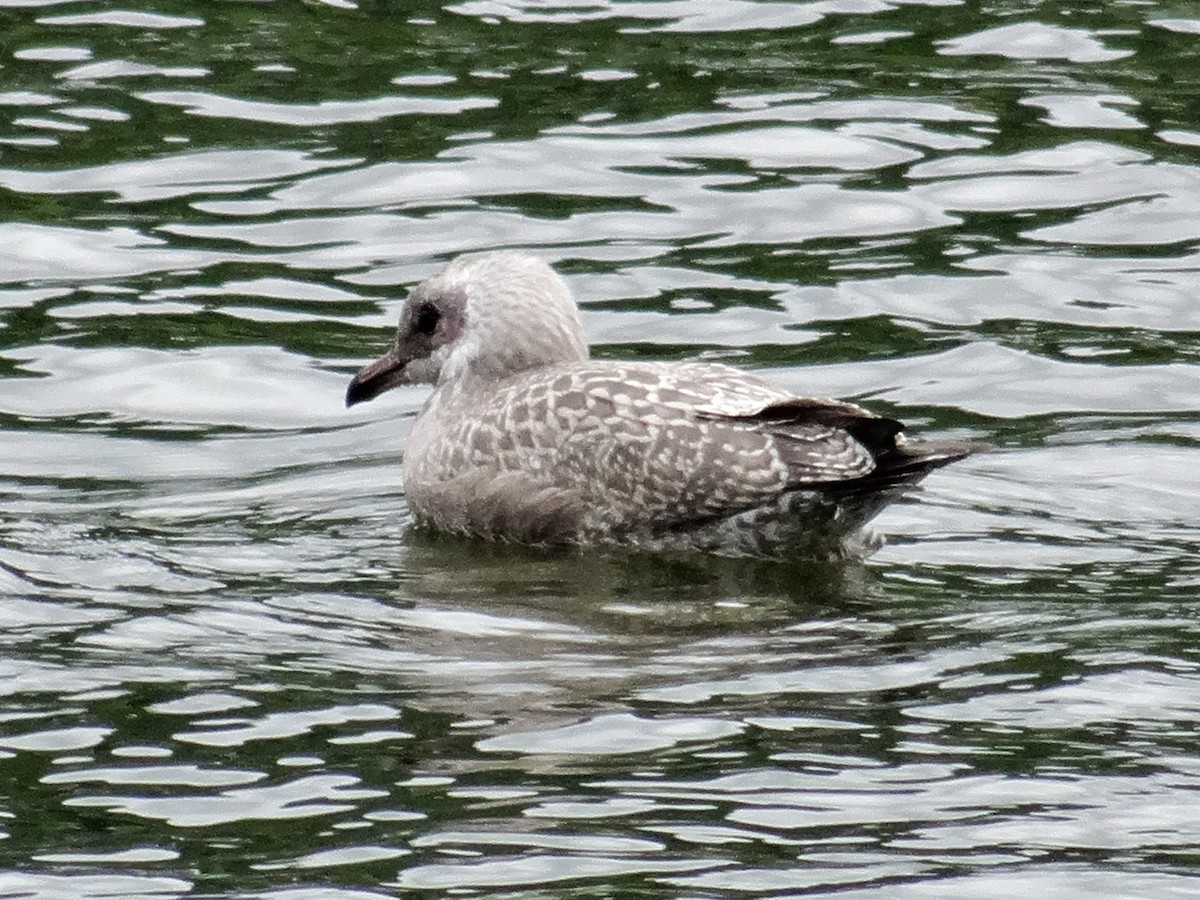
(346, 251, 588, 407)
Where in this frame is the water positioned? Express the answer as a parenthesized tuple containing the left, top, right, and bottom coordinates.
(2, 0, 1199, 896)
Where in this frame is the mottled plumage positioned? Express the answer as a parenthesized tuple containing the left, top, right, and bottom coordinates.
(347, 252, 979, 557)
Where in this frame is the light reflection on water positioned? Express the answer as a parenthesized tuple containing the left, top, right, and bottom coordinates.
(1, 0, 1199, 896)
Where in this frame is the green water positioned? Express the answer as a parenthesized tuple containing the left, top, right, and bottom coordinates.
(1, 1, 1199, 897)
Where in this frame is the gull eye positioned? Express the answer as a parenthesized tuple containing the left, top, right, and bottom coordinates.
(413, 301, 441, 336)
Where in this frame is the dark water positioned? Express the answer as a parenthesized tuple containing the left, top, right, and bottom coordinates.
(2, 0, 1199, 896)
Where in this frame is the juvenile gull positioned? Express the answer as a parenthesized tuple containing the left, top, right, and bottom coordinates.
(346, 252, 979, 557)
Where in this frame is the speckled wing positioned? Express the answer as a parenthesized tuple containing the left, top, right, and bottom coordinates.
(545, 361, 889, 531)
(410, 360, 902, 539)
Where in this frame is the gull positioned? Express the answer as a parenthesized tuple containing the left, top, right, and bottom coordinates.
(346, 251, 979, 557)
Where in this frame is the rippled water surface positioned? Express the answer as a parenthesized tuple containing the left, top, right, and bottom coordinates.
(2, 0, 1200, 896)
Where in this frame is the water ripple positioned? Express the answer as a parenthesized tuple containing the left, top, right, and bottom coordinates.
(0, 0, 1198, 897)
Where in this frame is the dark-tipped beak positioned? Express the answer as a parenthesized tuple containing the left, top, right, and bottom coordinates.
(345, 351, 407, 408)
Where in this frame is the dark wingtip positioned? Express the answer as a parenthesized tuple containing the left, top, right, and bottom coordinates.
(875, 438, 991, 485)
(815, 438, 989, 500)
(914, 439, 992, 466)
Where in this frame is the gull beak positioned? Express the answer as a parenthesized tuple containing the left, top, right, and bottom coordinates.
(345, 348, 408, 407)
